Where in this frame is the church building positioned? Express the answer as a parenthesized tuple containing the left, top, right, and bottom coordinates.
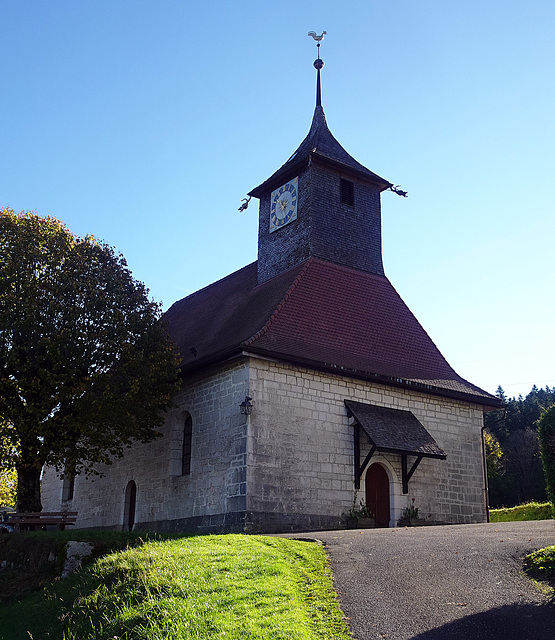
(42, 44, 501, 532)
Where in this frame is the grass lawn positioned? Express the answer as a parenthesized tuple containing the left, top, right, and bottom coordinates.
(525, 545, 555, 599)
(489, 502, 555, 598)
(0, 534, 351, 640)
(489, 501, 554, 523)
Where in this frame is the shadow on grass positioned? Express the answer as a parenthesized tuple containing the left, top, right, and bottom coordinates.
(0, 530, 187, 604)
(411, 602, 555, 640)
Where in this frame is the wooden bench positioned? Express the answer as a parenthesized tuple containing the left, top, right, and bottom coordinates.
(4, 511, 78, 531)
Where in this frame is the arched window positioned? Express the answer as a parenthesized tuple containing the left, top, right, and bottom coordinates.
(62, 472, 75, 502)
(182, 413, 193, 475)
(123, 480, 137, 532)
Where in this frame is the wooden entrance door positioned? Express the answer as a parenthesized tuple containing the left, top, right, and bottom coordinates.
(365, 464, 390, 527)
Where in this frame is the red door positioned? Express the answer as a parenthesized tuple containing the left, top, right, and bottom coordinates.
(365, 464, 390, 527)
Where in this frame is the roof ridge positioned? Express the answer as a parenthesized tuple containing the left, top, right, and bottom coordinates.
(243, 258, 314, 347)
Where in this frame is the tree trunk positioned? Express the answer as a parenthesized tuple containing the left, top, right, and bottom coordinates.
(16, 464, 43, 512)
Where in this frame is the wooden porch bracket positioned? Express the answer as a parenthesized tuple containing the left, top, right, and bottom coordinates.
(353, 423, 376, 489)
(401, 454, 423, 494)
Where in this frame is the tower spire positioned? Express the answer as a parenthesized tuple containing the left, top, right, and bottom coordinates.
(307, 31, 326, 107)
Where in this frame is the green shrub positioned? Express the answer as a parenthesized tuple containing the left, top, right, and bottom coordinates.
(489, 501, 554, 522)
(525, 545, 555, 596)
(538, 405, 555, 512)
(526, 545, 555, 574)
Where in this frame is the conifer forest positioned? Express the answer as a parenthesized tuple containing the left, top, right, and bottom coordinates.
(485, 385, 555, 507)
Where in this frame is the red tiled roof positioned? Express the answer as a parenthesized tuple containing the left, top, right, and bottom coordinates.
(163, 258, 500, 406)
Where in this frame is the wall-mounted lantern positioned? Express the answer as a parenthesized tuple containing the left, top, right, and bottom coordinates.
(239, 396, 253, 415)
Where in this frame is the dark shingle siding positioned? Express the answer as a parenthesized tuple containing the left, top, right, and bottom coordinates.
(257, 171, 311, 283)
(308, 166, 384, 276)
(257, 165, 384, 283)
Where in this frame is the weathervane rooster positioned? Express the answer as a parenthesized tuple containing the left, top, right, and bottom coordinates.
(307, 31, 327, 42)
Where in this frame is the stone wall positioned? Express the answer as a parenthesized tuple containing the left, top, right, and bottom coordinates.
(41, 355, 487, 533)
(42, 360, 251, 532)
(246, 358, 487, 530)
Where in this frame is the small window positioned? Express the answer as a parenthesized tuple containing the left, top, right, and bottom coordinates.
(182, 414, 193, 475)
(340, 179, 355, 207)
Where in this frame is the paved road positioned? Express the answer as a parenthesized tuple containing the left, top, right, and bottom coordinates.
(299, 521, 555, 640)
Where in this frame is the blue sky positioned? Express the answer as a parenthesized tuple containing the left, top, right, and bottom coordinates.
(2, 1, 554, 398)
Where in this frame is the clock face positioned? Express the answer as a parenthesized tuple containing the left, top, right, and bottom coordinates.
(270, 177, 298, 233)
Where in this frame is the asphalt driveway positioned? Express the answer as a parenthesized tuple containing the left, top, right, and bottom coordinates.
(303, 521, 555, 640)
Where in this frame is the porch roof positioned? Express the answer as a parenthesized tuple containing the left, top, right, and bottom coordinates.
(344, 400, 446, 460)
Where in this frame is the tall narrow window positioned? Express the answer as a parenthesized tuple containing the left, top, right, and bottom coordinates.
(62, 472, 75, 502)
(340, 179, 355, 207)
(182, 413, 193, 475)
(123, 480, 137, 532)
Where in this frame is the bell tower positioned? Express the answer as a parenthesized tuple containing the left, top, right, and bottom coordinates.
(249, 34, 393, 284)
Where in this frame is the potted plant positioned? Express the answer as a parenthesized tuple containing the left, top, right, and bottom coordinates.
(344, 491, 375, 528)
(398, 498, 422, 526)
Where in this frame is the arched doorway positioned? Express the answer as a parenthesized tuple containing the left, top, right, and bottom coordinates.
(365, 463, 390, 527)
(123, 480, 137, 532)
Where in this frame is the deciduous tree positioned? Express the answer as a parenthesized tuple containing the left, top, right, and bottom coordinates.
(0, 209, 180, 511)
(0, 468, 17, 508)
(0, 420, 17, 508)
(484, 430, 506, 507)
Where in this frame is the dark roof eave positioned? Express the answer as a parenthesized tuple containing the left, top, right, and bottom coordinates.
(248, 157, 310, 199)
(177, 346, 247, 377)
(310, 153, 392, 191)
(180, 345, 502, 409)
(372, 445, 447, 460)
(179, 344, 501, 409)
(243, 346, 502, 408)
(248, 153, 392, 199)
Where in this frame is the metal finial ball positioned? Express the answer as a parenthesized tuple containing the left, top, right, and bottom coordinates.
(314, 58, 324, 70)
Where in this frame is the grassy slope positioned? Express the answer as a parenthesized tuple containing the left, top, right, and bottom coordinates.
(489, 502, 555, 597)
(525, 545, 555, 599)
(0, 534, 351, 640)
(0, 530, 178, 604)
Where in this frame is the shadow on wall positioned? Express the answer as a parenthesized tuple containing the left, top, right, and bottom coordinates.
(410, 602, 555, 640)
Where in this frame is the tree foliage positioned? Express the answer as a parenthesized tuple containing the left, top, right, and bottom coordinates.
(538, 405, 555, 510)
(484, 430, 505, 504)
(0, 468, 17, 508)
(0, 419, 17, 507)
(485, 385, 555, 507)
(0, 209, 180, 511)
(484, 431, 503, 473)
